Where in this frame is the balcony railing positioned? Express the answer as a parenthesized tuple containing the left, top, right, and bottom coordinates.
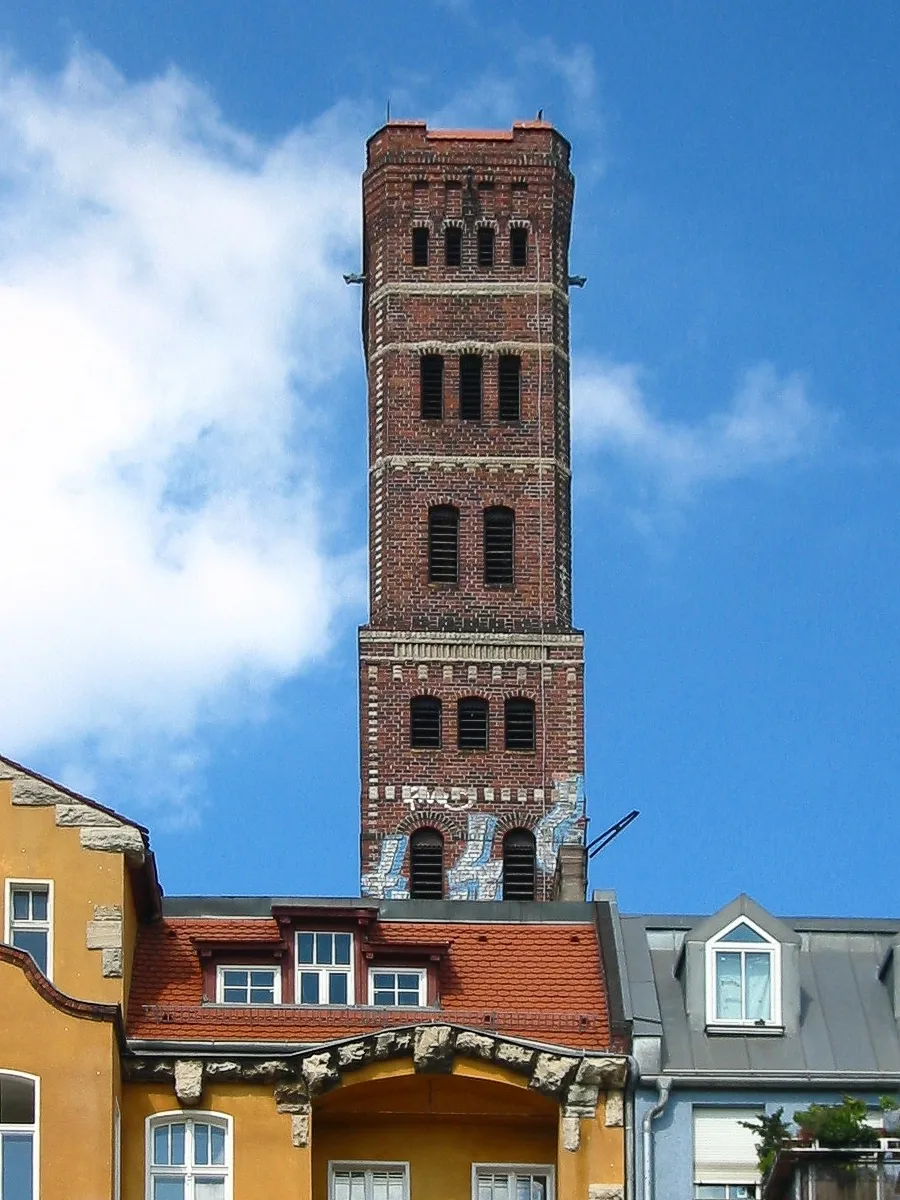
(763, 1140, 900, 1200)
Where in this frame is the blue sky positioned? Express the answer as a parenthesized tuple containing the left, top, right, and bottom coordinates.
(1, 2, 898, 917)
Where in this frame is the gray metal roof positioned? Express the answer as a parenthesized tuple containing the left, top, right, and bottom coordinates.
(620, 900, 900, 1084)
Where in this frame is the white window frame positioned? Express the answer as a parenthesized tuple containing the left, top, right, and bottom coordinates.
(367, 967, 427, 1007)
(472, 1163, 556, 1200)
(704, 915, 782, 1028)
(145, 1111, 232, 1200)
(4, 880, 53, 981)
(693, 1187, 758, 1199)
(296, 932, 355, 1006)
(329, 1160, 410, 1200)
(215, 965, 281, 1005)
(0, 1069, 40, 1200)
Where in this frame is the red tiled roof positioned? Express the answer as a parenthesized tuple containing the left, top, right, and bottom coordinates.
(127, 917, 611, 1050)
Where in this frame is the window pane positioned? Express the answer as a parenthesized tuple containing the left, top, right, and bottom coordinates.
(250, 970, 274, 988)
(0, 1075, 35, 1124)
(153, 1179, 185, 1200)
(223, 988, 246, 1003)
(222, 970, 246, 988)
(398, 974, 419, 991)
(374, 991, 394, 1006)
(170, 1122, 185, 1166)
(719, 922, 768, 944)
(194, 1122, 209, 1165)
(11, 891, 30, 921)
(373, 973, 394, 990)
(329, 972, 348, 1004)
(250, 987, 275, 1003)
(1, 1133, 33, 1199)
(715, 951, 742, 1020)
(298, 933, 314, 964)
(334, 934, 351, 965)
(316, 933, 333, 965)
(194, 1179, 226, 1200)
(153, 1125, 169, 1165)
(30, 891, 48, 922)
(210, 1124, 225, 1166)
(300, 973, 320, 1004)
(12, 930, 47, 974)
(745, 953, 772, 1021)
(398, 990, 420, 1006)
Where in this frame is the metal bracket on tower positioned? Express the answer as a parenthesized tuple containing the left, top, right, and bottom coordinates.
(343, 273, 366, 284)
(567, 275, 587, 288)
(586, 809, 640, 859)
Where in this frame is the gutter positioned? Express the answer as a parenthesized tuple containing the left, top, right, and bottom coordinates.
(638, 1070, 900, 1088)
(642, 1076, 672, 1200)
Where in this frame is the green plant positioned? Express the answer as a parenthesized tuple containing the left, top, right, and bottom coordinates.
(879, 1095, 899, 1112)
(792, 1096, 880, 1149)
(741, 1108, 792, 1177)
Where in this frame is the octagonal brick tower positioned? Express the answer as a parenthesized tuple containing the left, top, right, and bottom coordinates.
(358, 121, 586, 901)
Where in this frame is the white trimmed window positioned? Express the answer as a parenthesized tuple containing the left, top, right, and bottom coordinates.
(693, 1107, 761, 1199)
(147, 1113, 230, 1200)
(705, 917, 781, 1027)
(5, 882, 52, 978)
(368, 969, 426, 1007)
(0, 1072, 37, 1200)
(330, 1162, 408, 1200)
(296, 933, 353, 1005)
(474, 1165, 554, 1200)
(216, 966, 280, 1005)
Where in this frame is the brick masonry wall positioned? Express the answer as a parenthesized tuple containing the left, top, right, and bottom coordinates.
(359, 123, 585, 900)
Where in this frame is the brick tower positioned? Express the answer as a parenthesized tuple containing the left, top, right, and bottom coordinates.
(358, 121, 585, 901)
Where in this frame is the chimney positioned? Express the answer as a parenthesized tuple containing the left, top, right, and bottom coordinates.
(553, 844, 587, 901)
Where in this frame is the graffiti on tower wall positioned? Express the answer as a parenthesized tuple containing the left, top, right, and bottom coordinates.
(361, 834, 410, 899)
(361, 774, 586, 901)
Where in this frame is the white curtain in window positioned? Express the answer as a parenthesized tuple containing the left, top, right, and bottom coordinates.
(715, 952, 742, 1020)
(744, 954, 771, 1021)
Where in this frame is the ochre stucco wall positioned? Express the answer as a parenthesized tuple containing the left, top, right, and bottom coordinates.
(0, 777, 130, 1006)
(122, 1083, 300, 1200)
(0, 959, 118, 1200)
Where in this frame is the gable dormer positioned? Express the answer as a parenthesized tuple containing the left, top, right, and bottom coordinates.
(677, 894, 801, 1035)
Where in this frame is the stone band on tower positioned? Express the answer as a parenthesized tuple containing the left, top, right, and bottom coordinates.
(358, 121, 585, 901)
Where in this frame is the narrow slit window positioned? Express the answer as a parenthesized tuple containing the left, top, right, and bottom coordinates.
(477, 226, 495, 267)
(444, 227, 462, 267)
(510, 226, 528, 267)
(502, 830, 537, 901)
(457, 698, 489, 750)
(498, 355, 521, 421)
(504, 698, 536, 751)
(459, 355, 483, 421)
(420, 355, 444, 420)
(412, 227, 429, 267)
(409, 828, 444, 899)
(410, 697, 441, 749)
(483, 506, 514, 586)
(428, 506, 459, 583)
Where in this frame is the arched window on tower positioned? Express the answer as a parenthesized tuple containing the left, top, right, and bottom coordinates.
(410, 696, 442, 749)
(428, 506, 459, 583)
(502, 829, 537, 901)
(483, 506, 515, 586)
(457, 697, 489, 749)
(504, 697, 535, 751)
(409, 828, 444, 899)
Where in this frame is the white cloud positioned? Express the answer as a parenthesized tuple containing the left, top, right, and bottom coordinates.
(572, 358, 830, 501)
(0, 52, 366, 776)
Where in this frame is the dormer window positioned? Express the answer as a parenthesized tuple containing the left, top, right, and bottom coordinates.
(296, 932, 353, 1005)
(705, 917, 781, 1028)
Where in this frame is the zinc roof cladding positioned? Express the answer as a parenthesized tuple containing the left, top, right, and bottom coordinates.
(620, 910, 900, 1079)
(127, 916, 611, 1049)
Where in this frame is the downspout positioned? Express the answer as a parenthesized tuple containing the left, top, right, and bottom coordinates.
(642, 1075, 672, 1200)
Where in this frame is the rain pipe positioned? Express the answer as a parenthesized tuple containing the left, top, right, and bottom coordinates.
(642, 1075, 672, 1200)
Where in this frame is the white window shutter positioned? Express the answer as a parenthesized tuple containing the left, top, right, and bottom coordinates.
(693, 1107, 763, 1184)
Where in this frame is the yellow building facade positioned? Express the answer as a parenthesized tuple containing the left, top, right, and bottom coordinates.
(0, 753, 629, 1200)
